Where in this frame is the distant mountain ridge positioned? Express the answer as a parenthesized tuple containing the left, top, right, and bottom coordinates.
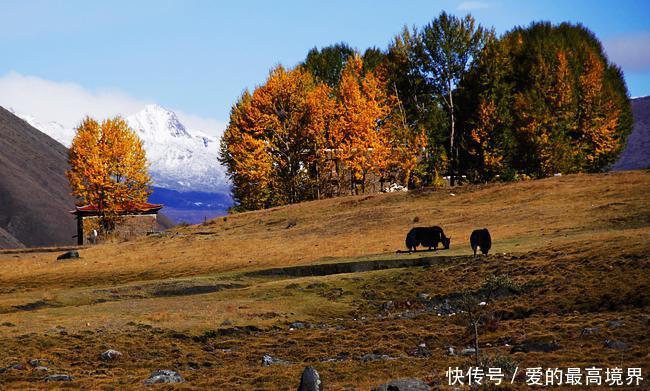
(148, 186, 230, 224)
(614, 96, 650, 170)
(12, 104, 230, 194)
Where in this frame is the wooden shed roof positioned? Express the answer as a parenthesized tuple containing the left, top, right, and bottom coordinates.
(71, 202, 163, 216)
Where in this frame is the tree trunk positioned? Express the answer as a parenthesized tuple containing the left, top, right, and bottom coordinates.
(473, 321, 479, 367)
(315, 162, 320, 200)
(336, 160, 342, 196)
(448, 85, 456, 187)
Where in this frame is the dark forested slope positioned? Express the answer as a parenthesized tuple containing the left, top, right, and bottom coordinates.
(614, 96, 650, 170)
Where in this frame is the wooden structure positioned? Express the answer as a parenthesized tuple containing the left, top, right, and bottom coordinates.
(71, 202, 163, 245)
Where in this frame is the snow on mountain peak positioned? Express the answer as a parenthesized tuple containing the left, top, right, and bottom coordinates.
(128, 104, 191, 139)
(12, 105, 229, 193)
(9, 108, 74, 147)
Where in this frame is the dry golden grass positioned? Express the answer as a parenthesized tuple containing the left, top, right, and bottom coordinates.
(1, 171, 648, 289)
(0, 170, 648, 389)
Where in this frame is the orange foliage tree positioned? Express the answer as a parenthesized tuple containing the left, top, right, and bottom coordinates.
(220, 66, 336, 209)
(330, 54, 425, 194)
(468, 97, 505, 176)
(383, 96, 427, 189)
(460, 22, 632, 180)
(67, 117, 151, 230)
(219, 91, 275, 210)
(577, 50, 623, 170)
(330, 55, 393, 194)
(220, 55, 425, 210)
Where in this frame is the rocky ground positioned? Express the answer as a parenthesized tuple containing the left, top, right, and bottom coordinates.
(1, 247, 648, 389)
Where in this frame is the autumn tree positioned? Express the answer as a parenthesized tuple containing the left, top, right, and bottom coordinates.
(459, 22, 632, 180)
(219, 91, 274, 211)
(382, 97, 428, 188)
(67, 117, 151, 230)
(415, 12, 491, 185)
(221, 54, 420, 210)
(576, 50, 626, 170)
(330, 54, 393, 194)
(221, 19, 632, 210)
(456, 33, 514, 181)
(385, 26, 447, 187)
(219, 66, 335, 209)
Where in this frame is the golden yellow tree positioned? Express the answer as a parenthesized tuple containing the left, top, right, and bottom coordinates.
(250, 66, 333, 204)
(463, 23, 632, 178)
(577, 49, 622, 170)
(305, 82, 336, 198)
(331, 55, 393, 194)
(220, 67, 336, 208)
(220, 91, 275, 210)
(221, 57, 427, 209)
(382, 92, 427, 188)
(67, 117, 151, 230)
(511, 49, 578, 177)
(468, 97, 505, 176)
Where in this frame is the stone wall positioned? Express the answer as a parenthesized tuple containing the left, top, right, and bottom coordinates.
(80, 214, 158, 244)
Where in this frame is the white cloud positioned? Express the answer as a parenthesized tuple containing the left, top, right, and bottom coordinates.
(0, 72, 226, 137)
(457, 1, 490, 11)
(604, 32, 650, 72)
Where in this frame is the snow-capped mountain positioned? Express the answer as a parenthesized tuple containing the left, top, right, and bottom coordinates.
(125, 104, 228, 193)
(12, 104, 229, 194)
(8, 108, 75, 147)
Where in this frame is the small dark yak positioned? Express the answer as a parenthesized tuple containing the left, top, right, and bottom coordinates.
(470, 228, 492, 256)
(403, 226, 451, 253)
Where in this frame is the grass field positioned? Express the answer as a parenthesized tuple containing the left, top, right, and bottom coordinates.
(0, 171, 648, 389)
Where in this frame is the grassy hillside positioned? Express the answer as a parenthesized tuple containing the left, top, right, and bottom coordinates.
(0, 106, 77, 247)
(0, 171, 648, 389)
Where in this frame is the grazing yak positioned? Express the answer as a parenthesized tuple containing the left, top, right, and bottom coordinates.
(405, 226, 451, 253)
(470, 228, 492, 256)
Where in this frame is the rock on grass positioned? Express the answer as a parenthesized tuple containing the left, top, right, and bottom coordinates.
(262, 354, 291, 366)
(143, 369, 185, 385)
(298, 366, 322, 391)
(604, 339, 629, 350)
(29, 358, 51, 367)
(44, 374, 73, 382)
(99, 349, 122, 361)
(57, 251, 79, 260)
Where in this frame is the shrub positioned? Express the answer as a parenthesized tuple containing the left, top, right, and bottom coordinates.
(480, 354, 519, 375)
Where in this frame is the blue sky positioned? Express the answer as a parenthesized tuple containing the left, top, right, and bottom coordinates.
(1, 0, 648, 135)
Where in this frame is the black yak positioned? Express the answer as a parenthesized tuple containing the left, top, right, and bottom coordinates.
(470, 228, 491, 256)
(405, 226, 451, 253)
